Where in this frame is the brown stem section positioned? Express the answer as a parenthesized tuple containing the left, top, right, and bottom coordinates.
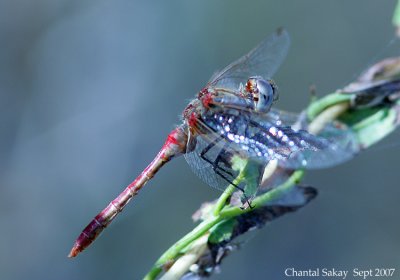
(68, 126, 188, 258)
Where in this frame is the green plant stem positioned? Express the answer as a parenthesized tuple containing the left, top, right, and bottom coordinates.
(354, 108, 397, 148)
(142, 170, 304, 280)
(219, 170, 304, 219)
(307, 92, 351, 120)
(143, 216, 219, 280)
(213, 175, 244, 216)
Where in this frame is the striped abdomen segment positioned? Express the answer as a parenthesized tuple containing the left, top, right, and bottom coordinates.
(68, 126, 187, 257)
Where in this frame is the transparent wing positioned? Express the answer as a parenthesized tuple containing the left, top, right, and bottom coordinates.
(184, 134, 244, 193)
(281, 124, 358, 169)
(263, 108, 360, 169)
(184, 107, 360, 195)
(184, 126, 267, 199)
(208, 28, 290, 90)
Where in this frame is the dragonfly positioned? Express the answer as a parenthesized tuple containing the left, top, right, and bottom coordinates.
(69, 29, 358, 258)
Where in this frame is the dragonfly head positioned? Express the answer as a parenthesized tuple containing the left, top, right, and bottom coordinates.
(245, 77, 278, 112)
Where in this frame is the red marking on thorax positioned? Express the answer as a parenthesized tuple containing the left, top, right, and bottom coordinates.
(166, 133, 179, 146)
(201, 93, 213, 108)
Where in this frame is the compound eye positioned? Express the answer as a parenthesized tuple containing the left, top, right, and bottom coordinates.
(246, 77, 276, 112)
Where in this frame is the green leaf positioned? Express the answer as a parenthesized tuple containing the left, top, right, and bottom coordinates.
(208, 219, 237, 244)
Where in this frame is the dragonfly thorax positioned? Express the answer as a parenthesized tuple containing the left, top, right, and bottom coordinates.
(244, 77, 277, 113)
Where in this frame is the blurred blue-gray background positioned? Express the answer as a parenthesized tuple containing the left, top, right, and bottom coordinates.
(1, 1, 399, 279)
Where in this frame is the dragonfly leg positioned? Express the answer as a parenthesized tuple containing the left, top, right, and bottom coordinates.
(199, 140, 254, 208)
(199, 137, 234, 177)
(199, 138, 241, 189)
(200, 151, 242, 191)
(240, 200, 254, 210)
(213, 165, 254, 209)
